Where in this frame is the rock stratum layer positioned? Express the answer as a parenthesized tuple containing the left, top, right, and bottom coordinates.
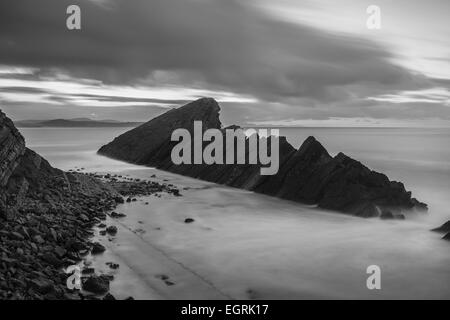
(1, 110, 117, 217)
(0, 109, 121, 299)
(98, 98, 427, 218)
(1, 109, 184, 299)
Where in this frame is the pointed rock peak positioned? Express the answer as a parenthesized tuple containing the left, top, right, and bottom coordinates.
(297, 136, 331, 159)
(335, 152, 351, 162)
(334, 152, 363, 168)
(136, 96, 222, 130)
(182, 97, 220, 112)
(432, 220, 450, 233)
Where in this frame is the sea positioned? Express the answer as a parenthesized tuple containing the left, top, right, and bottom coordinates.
(20, 127, 450, 299)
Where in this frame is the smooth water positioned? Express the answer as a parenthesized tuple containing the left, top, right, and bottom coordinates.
(21, 127, 450, 299)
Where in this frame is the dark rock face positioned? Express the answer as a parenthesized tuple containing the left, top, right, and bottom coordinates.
(0, 111, 26, 187)
(106, 226, 117, 235)
(98, 98, 427, 218)
(432, 221, 450, 233)
(91, 242, 106, 255)
(1, 109, 120, 299)
(83, 275, 110, 294)
(98, 97, 222, 165)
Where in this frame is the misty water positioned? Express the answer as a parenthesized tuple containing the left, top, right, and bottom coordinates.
(21, 127, 450, 299)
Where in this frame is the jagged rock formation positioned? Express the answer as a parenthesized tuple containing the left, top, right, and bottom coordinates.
(1, 111, 117, 219)
(432, 221, 450, 240)
(432, 221, 450, 233)
(1, 109, 185, 299)
(0, 111, 26, 188)
(99, 97, 222, 164)
(98, 98, 427, 218)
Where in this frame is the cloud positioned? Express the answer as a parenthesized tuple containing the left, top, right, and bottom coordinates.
(0, 0, 448, 125)
(0, 0, 437, 102)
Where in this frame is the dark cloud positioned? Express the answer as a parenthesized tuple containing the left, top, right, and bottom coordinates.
(69, 94, 189, 105)
(0, 86, 49, 94)
(0, 0, 438, 108)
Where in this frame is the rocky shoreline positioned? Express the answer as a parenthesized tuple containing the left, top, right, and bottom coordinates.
(0, 169, 181, 300)
(1, 101, 447, 300)
(1, 108, 182, 299)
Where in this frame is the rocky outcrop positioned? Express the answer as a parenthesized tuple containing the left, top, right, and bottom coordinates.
(432, 221, 450, 233)
(1, 109, 185, 299)
(98, 98, 222, 164)
(0, 110, 26, 188)
(98, 97, 427, 218)
(0, 109, 120, 299)
(432, 221, 450, 241)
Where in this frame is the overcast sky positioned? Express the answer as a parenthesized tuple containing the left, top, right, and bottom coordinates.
(0, 0, 449, 126)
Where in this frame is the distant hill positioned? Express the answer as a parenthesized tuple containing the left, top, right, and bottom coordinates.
(14, 118, 144, 128)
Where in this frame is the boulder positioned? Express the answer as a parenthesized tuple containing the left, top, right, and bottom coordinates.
(106, 226, 117, 235)
(83, 275, 110, 294)
(110, 211, 126, 218)
(91, 242, 106, 254)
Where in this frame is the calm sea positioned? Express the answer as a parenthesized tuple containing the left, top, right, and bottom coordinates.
(19, 127, 450, 299)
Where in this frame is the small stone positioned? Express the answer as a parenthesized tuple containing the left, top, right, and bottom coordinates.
(33, 235, 45, 244)
(114, 196, 124, 203)
(55, 246, 67, 258)
(103, 293, 116, 300)
(184, 218, 195, 223)
(10, 231, 25, 241)
(106, 262, 119, 270)
(42, 252, 62, 267)
(82, 267, 95, 275)
(29, 278, 54, 294)
(106, 226, 117, 235)
(79, 214, 89, 222)
(111, 212, 126, 218)
(50, 228, 58, 241)
(83, 275, 110, 295)
(91, 242, 106, 255)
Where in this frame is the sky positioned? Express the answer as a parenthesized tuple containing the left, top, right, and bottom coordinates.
(0, 0, 449, 126)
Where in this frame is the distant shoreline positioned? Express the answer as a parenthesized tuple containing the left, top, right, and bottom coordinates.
(14, 118, 144, 128)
